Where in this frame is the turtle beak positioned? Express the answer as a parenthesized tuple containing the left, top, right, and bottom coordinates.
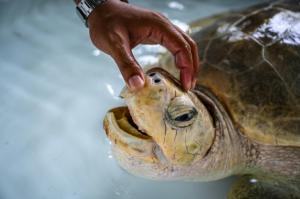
(103, 107, 156, 163)
(119, 86, 130, 99)
(120, 76, 153, 99)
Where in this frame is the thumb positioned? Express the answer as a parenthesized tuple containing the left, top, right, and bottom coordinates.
(111, 37, 145, 91)
(111, 44, 145, 91)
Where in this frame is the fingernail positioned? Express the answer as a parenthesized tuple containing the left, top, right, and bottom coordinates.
(182, 72, 192, 91)
(187, 80, 192, 91)
(192, 79, 197, 89)
(128, 75, 144, 91)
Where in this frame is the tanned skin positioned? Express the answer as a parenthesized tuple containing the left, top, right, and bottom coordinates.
(74, 0, 199, 91)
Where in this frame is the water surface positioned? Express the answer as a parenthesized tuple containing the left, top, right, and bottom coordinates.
(0, 0, 261, 198)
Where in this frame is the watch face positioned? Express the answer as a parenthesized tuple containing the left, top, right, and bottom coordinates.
(76, 0, 107, 27)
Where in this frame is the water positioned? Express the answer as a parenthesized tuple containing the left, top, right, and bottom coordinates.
(0, 0, 261, 199)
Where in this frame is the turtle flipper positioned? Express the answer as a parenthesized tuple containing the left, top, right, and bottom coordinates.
(228, 176, 299, 199)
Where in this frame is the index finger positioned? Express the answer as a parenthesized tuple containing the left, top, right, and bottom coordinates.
(174, 26, 200, 87)
(146, 21, 194, 90)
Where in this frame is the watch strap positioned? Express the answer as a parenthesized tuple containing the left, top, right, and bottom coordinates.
(76, 0, 128, 27)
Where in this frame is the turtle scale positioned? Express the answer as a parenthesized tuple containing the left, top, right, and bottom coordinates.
(158, 0, 300, 146)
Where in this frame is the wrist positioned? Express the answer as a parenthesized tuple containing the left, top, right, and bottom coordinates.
(76, 0, 128, 27)
(87, 0, 125, 27)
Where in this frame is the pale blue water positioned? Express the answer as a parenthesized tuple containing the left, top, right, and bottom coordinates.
(0, 0, 261, 199)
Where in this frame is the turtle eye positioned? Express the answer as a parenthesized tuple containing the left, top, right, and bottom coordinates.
(166, 97, 198, 128)
(174, 111, 196, 122)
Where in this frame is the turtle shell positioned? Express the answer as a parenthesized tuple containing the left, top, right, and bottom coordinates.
(158, 0, 300, 146)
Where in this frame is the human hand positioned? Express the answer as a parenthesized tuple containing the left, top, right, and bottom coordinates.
(88, 0, 199, 91)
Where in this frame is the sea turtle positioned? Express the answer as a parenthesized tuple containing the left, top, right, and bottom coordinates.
(103, 1, 300, 198)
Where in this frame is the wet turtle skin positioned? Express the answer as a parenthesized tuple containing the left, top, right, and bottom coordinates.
(103, 1, 300, 198)
(156, 1, 300, 198)
(161, 0, 300, 147)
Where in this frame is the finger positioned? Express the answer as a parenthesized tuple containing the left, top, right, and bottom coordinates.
(174, 26, 200, 89)
(180, 68, 193, 91)
(174, 27, 200, 76)
(113, 49, 145, 91)
(109, 32, 145, 91)
(143, 15, 194, 90)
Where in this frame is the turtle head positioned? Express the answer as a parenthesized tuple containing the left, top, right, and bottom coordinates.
(103, 68, 215, 180)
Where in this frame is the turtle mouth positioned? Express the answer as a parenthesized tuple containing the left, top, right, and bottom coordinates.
(103, 106, 157, 162)
(103, 106, 155, 151)
(104, 106, 151, 139)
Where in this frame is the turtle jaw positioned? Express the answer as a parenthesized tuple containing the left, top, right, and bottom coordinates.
(103, 107, 158, 163)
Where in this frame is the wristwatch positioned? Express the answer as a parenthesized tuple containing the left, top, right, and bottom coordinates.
(76, 0, 128, 27)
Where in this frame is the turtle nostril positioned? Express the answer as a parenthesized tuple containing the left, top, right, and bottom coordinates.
(148, 72, 162, 84)
(149, 72, 156, 77)
(154, 78, 161, 84)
